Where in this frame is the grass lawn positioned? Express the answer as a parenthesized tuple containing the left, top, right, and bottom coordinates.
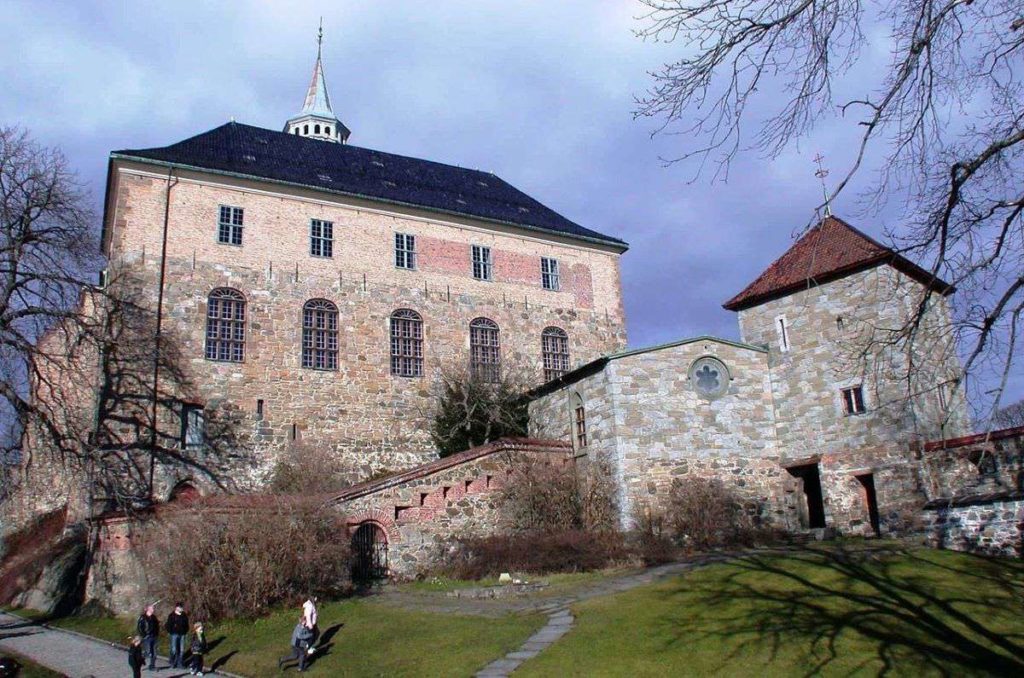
(40, 598, 544, 677)
(0, 651, 64, 678)
(518, 545, 1024, 677)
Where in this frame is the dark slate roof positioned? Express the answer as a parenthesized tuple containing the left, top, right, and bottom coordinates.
(723, 215, 952, 311)
(112, 122, 627, 249)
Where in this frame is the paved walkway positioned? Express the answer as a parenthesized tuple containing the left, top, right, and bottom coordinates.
(0, 612, 237, 678)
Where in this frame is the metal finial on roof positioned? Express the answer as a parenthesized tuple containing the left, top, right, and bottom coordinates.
(317, 17, 323, 55)
(813, 152, 832, 217)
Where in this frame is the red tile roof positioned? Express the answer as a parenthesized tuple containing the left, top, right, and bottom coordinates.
(723, 215, 952, 311)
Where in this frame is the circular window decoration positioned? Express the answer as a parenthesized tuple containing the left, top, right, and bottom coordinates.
(689, 356, 730, 399)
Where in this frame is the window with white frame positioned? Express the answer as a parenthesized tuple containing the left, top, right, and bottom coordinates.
(310, 219, 333, 258)
(470, 317, 500, 382)
(775, 315, 790, 352)
(302, 299, 339, 370)
(841, 385, 866, 415)
(390, 309, 423, 377)
(205, 288, 246, 362)
(395, 233, 416, 269)
(218, 205, 244, 245)
(541, 257, 560, 291)
(472, 245, 492, 281)
(181, 404, 205, 449)
(542, 326, 570, 381)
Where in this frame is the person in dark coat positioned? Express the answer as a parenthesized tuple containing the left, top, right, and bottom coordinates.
(136, 605, 160, 670)
(128, 635, 144, 678)
(166, 602, 190, 669)
(189, 622, 207, 676)
(277, 618, 313, 672)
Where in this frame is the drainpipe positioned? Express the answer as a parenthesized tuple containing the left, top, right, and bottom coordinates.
(148, 166, 176, 500)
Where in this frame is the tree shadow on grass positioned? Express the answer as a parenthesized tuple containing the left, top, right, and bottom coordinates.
(654, 543, 1024, 676)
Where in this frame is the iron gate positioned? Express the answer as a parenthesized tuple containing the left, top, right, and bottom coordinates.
(351, 522, 388, 581)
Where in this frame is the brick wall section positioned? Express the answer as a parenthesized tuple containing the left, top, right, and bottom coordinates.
(95, 163, 626, 480)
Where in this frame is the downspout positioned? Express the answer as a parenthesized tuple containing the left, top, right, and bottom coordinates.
(148, 166, 177, 500)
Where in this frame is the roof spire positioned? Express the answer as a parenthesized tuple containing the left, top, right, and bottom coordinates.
(283, 20, 350, 143)
(813, 152, 832, 217)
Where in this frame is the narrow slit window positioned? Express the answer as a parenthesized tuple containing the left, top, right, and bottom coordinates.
(181, 404, 205, 449)
(574, 395, 588, 448)
(775, 315, 790, 352)
(841, 385, 866, 416)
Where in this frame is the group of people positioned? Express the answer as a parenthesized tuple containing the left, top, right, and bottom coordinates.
(128, 602, 206, 677)
(127, 596, 320, 676)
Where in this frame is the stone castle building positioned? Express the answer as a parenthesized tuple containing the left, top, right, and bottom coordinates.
(93, 39, 627, 491)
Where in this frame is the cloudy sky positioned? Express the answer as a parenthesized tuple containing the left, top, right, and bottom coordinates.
(3, 1, 1018, 405)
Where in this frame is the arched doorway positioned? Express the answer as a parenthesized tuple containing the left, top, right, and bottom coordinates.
(351, 522, 388, 582)
(168, 481, 200, 504)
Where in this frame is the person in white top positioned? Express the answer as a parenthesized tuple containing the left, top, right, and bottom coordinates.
(302, 595, 319, 655)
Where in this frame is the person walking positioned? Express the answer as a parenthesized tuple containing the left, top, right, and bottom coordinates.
(166, 602, 190, 669)
(136, 604, 160, 671)
(302, 595, 319, 655)
(189, 621, 207, 676)
(128, 635, 144, 678)
(277, 618, 313, 672)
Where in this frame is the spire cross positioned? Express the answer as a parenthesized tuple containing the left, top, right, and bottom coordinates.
(813, 152, 832, 217)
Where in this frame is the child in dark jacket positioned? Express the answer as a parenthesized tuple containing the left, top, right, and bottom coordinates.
(128, 635, 144, 678)
(278, 618, 313, 671)
(189, 622, 208, 676)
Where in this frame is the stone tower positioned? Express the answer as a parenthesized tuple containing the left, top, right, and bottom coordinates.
(284, 22, 350, 143)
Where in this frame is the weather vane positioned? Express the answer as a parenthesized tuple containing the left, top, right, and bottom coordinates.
(318, 17, 324, 46)
(813, 153, 832, 217)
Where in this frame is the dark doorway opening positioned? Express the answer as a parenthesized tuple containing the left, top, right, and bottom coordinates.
(351, 522, 388, 582)
(856, 473, 881, 536)
(786, 463, 826, 528)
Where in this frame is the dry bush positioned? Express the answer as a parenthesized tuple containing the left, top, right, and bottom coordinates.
(500, 457, 618, 533)
(438, 530, 630, 580)
(141, 498, 350, 621)
(268, 442, 357, 495)
(629, 501, 677, 566)
(666, 477, 760, 550)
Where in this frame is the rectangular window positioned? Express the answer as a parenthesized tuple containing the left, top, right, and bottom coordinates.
(181, 404, 205, 449)
(472, 245, 492, 281)
(775, 315, 790, 352)
(574, 405, 588, 448)
(541, 257, 560, 291)
(218, 205, 244, 245)
(310, 219, 333, 257)
(841, 386, 866, 416)
(395, 233, 416, 269)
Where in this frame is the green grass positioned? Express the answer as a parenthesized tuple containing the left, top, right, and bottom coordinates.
(395, 567, 635, 594)
(38, 598, 543, 677)
(0, 651, 64, 678)
(519, 546, 1024, 677)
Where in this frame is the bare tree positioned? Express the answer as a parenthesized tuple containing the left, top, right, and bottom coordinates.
(0, 126, 97, 489)
(429, 365, 531, 458)
(993, 398, 1024, 429)
(635, 1, 1024, 424)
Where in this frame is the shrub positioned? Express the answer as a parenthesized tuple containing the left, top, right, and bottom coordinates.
(629, 502, 677, 566)
(500, 457, 618, 533)
(140, 498, 350, 620)
(268, 442, 358, 494)
(666, 476, 756, 550)
(429, 368, 530, 458)
(438, 530, 630, 580)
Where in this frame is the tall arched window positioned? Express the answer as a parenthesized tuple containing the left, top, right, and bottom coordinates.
(542, 326, 569, 381)
(470, 318, 500, 382)
(390, 309, 423, 377)
(302, 299, 339, 370)
(205, 288, 246, 362)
